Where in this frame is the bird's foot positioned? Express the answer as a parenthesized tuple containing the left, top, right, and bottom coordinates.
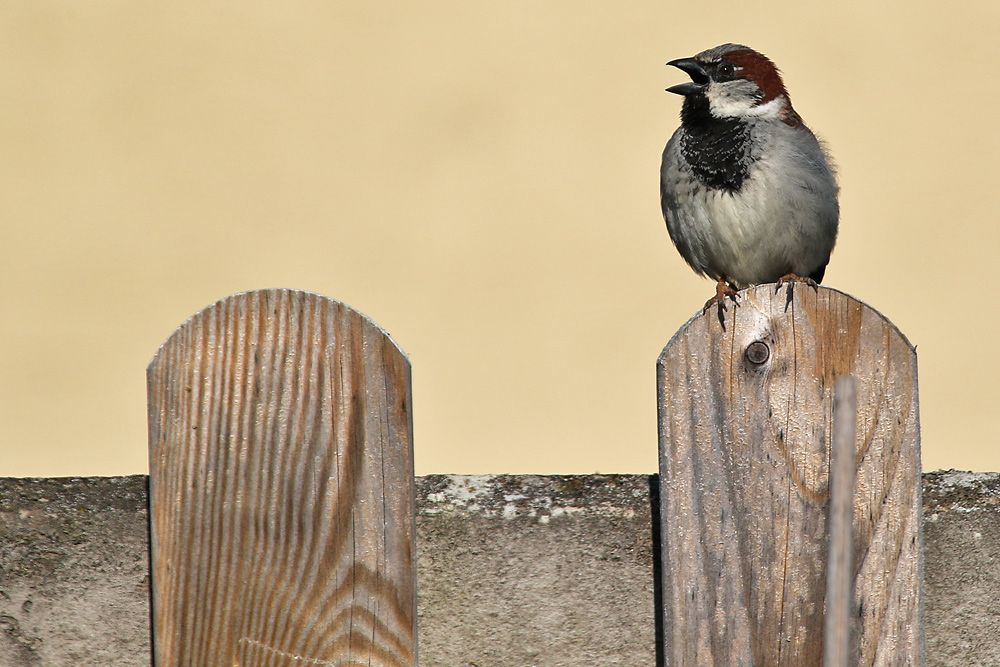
(775, 273, 819, 310)
(703, 278, 740, 328)
(775, 273, 820, 291)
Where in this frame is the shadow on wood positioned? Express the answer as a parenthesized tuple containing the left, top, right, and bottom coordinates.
(656, 284, 923, 666)
(147, 289, 417, 667)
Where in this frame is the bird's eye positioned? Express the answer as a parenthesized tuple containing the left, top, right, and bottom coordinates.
(719, 63, 735, 77)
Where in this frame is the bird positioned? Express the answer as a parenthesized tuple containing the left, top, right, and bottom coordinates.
(659, 44, 839, 320)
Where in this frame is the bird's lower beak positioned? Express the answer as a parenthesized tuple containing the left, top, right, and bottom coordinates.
(666, 57, 708, 96)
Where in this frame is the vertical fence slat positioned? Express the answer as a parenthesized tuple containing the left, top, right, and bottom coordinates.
(147, 289, 416, 667)
(656, 284, 923, 666)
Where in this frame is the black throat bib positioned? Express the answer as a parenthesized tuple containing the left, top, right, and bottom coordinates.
(679, 96, 754, 193)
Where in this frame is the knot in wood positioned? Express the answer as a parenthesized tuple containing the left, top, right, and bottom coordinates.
(744, 340, 770, 366)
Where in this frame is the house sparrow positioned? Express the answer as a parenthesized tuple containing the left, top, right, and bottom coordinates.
(660, 44, 838, 317)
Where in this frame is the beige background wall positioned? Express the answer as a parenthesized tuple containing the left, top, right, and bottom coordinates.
(1, 1, 997, 477)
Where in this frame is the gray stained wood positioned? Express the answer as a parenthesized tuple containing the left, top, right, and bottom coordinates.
(657, 284, 923, 667)
(148, 289, 416, 667)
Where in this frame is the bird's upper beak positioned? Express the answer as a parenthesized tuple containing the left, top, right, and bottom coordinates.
(666, 57, 708, 96)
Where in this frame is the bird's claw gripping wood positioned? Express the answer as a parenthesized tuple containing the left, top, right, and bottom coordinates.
(775, 272, 820, 310)
(775, 272, 820, 292)
(703, 278, 740, 328)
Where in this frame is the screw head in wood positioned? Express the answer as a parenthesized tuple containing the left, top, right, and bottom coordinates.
(745, 341, 770, 366)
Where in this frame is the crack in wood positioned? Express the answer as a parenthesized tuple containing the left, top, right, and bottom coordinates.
(239, 637, 336, 665)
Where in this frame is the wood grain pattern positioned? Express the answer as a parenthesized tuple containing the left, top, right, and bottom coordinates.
(148, 289, 416, 667)
(657, 284, 923, 667)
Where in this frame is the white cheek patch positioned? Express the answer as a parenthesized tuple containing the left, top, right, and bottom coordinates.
(708, 86, 786, 120)
(745, 96, 785, 119)
(706, 86, 753, 118)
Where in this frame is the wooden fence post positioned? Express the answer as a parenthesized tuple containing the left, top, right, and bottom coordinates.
(147, 289, 417, 667)
(656, 284, 923, 666)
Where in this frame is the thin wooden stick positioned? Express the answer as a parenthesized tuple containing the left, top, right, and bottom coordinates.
(826, 375, 857, 667)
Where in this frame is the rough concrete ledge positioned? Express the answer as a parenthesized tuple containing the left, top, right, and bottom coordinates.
(0, 472, 997, 666)
(920, 471, 1000, 665)
(415, 475, 657, 667)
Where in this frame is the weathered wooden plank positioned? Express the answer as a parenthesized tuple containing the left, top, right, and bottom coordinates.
(657, 284, 923, 667)
(148, 289, 416, 667)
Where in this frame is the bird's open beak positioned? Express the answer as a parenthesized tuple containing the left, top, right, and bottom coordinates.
(666, 57, 708, 96)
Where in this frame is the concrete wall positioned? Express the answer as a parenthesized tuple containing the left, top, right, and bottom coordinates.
(0, 472, 996, 666)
